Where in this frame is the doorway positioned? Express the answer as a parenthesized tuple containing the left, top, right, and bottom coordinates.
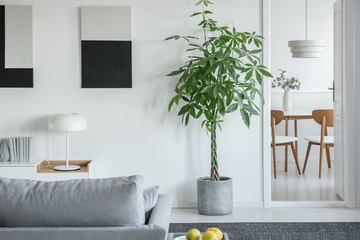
(262, 0, 346, 206)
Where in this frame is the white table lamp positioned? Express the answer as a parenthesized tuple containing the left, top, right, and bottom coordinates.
(48, 113, 87, 171)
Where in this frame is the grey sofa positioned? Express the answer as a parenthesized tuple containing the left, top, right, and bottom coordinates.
(0, 176, 173, 240)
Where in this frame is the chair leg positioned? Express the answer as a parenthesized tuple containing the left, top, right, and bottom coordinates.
(290, 142, 301, 175)
(319, 145, 324, 178)
(285, 145, 288, 172)
(272, 146, 277, 179)
(285, 119, 288, 172)
(326, 146, 331, 168)
(303, 142, 312, 174)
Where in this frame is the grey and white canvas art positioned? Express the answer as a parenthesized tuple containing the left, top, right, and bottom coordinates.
(0, 5, 33, 87)
(81, 6, 132, 88)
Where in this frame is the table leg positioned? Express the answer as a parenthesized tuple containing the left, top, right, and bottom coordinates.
(294, 120, 298, 161)
(285, 117, 288, 172)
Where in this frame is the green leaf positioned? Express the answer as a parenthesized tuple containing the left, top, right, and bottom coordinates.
(241, 67, 252, 73)
(204, 110, 212, 120)
(168, 96, 176, 111)
(258, 68, 273, 77)
(201, 85, 213, 93)
(213, 85, 218, 97)
(196, 109, 204, 119)
(178, 105, 189, 115)
(209, 98, 217, 109)
(245, 105, 259, 115)
(237, 93, 244, 109)
(255, 70, 262, 85)
(167, 69, 185, 76)
(226, 103, 238, 113)
(174, 95, 180, 105)
(164, 35, 180, 41)
(217, 98, 225, 115)
(245, 69, 254, 81)
(181, 96, 190, 102)
(185, 114, 190, 125)
(250, 49, 262, 54)
(190, 12, 202, 17)
(226, 91, 234, 105)
(240, 109, 250, 128)
(189, 106, 196, 118)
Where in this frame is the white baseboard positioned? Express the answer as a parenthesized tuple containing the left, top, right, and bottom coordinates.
(172, 201, 264, 209)
(173, 201, 347, 208)
(172, 202, 196, 209)
(271, 201, 346, 208)
(356, 201, 360, 208)
(271, 86, 332, 94)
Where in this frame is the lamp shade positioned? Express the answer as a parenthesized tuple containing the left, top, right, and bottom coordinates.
(48, 113, 87, 132)
(288, 40, 325, 58)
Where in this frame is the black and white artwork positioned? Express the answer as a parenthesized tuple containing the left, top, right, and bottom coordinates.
(81, 6, 132, 88)
(0, 5, 33, 88)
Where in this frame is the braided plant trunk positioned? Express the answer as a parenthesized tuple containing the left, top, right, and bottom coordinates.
(210, 126, 220, 181)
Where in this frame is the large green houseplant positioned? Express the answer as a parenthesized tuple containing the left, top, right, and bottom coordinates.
(166, 0, 272, 214)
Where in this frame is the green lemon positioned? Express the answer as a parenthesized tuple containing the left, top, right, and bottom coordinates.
(202, 230, 219, 240)
(186, 228, 201, 240)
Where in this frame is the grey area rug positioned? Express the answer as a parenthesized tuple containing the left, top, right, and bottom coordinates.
(169, 222, 360, 240)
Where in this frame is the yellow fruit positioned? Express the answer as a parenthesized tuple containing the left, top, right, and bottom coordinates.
(207, 227, 223, 240)
(186, 228, 201, 240)
(202, 230, 219, 240)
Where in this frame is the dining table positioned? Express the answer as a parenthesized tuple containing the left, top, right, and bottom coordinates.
(282, 110, 313, 172)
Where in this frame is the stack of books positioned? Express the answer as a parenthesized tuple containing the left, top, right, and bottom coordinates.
(6, 137, 34, 162)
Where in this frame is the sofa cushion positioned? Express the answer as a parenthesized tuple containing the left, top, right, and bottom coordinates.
(143, 185, 159, 223)
(0, 175, 145, 227)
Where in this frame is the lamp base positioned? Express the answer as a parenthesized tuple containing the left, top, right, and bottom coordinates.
(54, 165, 80, 171)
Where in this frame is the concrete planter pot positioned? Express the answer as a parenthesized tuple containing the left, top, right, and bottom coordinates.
(197, 177, 233, 215)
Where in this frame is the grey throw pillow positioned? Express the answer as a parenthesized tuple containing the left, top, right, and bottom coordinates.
(0, 175, 145, 227)
(143, 185, 159, 223)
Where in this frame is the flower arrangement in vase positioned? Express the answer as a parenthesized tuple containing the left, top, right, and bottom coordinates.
(271, 69, 301, 112)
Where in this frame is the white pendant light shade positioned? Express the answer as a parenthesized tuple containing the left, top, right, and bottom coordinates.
(288, 0, 325, 58)
(288, 40, 325, 58)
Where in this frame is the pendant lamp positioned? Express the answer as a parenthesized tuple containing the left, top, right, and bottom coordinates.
(288, 0, 325, 58)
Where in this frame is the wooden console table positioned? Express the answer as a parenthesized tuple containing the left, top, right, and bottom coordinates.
(36, 160, 93, 181)
(0, 160, 93, 181)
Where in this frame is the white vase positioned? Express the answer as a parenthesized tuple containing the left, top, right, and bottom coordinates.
(283, 91, 292, 112)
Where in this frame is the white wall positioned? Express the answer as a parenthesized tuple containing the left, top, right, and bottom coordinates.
(352, 0, 360, 208)
(0, 0, 263, 207)
(270, 0, 335, 164)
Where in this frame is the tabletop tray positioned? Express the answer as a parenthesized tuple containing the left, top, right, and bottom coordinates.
(168, 232, 229, 240)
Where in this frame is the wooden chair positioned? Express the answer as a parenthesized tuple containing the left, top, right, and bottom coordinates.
(302, 109, 334, 178)
(271, 110, 301, 178)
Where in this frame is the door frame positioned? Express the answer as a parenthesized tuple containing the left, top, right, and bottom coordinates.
(261, 0, 356, 208)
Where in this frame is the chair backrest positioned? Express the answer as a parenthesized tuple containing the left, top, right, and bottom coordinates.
(270, 110, 284, 146)
(271, 110, 284, 126)
(312, 109, 334, 127)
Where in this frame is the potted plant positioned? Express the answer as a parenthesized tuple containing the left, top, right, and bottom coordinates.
(271, 69, 301, 112)
(166, 0, 272, 215)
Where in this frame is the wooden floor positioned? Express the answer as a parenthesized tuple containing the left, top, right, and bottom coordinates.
(272, 160, 341, 201)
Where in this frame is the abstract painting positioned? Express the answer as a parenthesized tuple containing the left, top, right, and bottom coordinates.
(0, 5, 33, 88)
(81, 6, 132, 88)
